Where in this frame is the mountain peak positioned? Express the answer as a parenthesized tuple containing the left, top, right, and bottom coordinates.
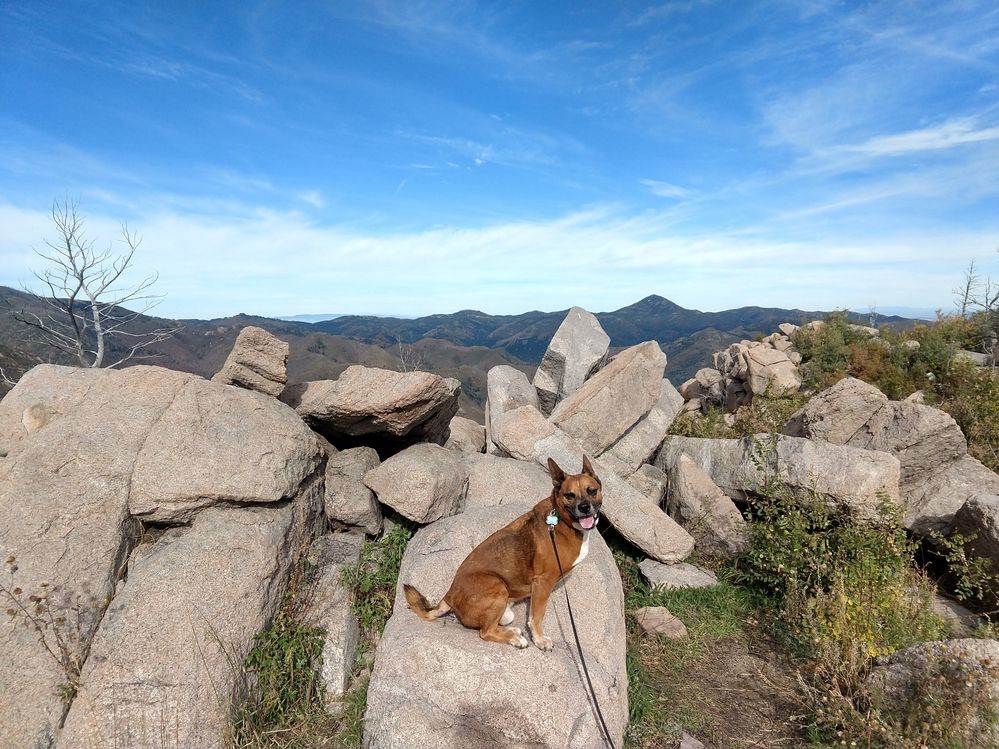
(619, 294, 684, 312)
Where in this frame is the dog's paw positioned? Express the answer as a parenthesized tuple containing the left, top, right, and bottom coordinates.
(534, 635, 554, 651)
(511, 633, 530, 649)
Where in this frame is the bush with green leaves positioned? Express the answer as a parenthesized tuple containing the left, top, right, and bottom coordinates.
(735, 438, 945, 684)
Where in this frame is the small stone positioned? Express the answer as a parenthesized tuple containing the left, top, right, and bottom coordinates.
(639, 560, 718, 589)
(632, 607, 687, 639)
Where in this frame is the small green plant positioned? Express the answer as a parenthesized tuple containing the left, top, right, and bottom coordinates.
(730, 385, 808, 437)
(1, 553, 104, 703)
(232, 611, 327, 736)
(927, 530, 999, 609)
(318, 521, 414, 748)
(735, 440, 945, 682)
(340, 522, 413, 635)
(667, 406, 733, 439)
(229, 556, 341, 749)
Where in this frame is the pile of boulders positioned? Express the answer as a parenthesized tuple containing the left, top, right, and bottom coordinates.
(3, 311, 997, 749)
(679, 321, 808, 413)
(678, 319, 888, 413)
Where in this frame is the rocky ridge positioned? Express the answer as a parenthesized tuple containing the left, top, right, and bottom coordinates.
(1, 309, 996, 748)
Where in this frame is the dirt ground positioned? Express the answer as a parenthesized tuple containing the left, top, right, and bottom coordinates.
(680, 634, 806, 749)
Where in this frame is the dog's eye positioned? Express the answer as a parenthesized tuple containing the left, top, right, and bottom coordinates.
(564, 491, 575, 500)
(586, 486, 597, 496)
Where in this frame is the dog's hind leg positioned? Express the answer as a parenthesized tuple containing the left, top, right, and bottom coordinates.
(456, 575, 527, 648)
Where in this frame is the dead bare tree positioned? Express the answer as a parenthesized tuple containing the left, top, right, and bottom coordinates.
(9, 199, 180, 369)
(953, 259, 981, 318)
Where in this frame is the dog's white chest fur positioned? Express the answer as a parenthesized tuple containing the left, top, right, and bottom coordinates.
(571, 531, 590, 569)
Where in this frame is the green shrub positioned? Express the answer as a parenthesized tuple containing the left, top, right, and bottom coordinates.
(234, 611, 327, 734)
(734, 438, 945, 685)
(340, 522, 413, 635)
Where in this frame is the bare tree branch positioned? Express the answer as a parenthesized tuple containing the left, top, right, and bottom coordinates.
(7, 199, 182, 370)
(954, 259, 980, 318)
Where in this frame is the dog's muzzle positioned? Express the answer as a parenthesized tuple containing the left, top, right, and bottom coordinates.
(573, 502, 600, 530)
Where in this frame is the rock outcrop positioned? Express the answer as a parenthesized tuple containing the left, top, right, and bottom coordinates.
(680, 325, 805, 413)
(784, 377, 999, 533)
(533, 306, 610, 416)
(462, 452, 554, 511)
(0, 364, 324, 748)
(129, 376, 323, 522)
(363, 443, 469, 523)
(905, 456, 999, 535)
(211, 325, 289, 397)
(783, 376, 887, 444)
(657, 434, 901, 520)
(667, 454, 749, 558)
(492, 405, 695, 563)
(299, 533, 364, 705)
(550, 341, 666, 456)
(281, 365, 460, 450)
(325, 447, 383, 535)
(364, 504, 627, 749)
(484, 365, 538, 455)
(62, 493, 322, 747)
(601, 379, 683, 474)
(444, 415, 486, 454)
(866, 639, 999, 743)
(639, 560, 719, 590)
(952, 494, 999, 567)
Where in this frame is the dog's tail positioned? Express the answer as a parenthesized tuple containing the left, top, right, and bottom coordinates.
(403, 584, 451, 622)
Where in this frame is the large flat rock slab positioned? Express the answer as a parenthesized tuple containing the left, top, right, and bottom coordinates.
(0, 365, 192, 747)
(551, 341, 666, 456)
(61, 487, 322, 749)
(657, 435, 901, 520)
(462, 452, 554, 511)
(281, 365, 460, 448)
(600, 378, 683, 473)
(129, 377, 323, 522)
(364, 504, 627, 749)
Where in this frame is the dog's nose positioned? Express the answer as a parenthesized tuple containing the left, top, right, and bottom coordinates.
(578, 501, 592, 515)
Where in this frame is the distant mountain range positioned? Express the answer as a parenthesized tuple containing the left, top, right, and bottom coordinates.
(0, 286, 919, 417)
(275, 313, 345, 323)
(311, 294, 917, 370)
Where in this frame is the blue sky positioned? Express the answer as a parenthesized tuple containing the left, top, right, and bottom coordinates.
(1, 0, 998, 319)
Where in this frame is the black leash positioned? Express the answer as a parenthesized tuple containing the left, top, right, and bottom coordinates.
(546, 515, 617, 749)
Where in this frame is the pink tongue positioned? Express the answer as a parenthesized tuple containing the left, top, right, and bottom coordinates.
(580, 516, 596, 530)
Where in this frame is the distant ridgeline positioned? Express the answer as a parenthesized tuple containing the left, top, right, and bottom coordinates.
(0, 285, 917, 403)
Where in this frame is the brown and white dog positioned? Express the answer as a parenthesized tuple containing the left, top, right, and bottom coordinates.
(403, 455, 603, 650)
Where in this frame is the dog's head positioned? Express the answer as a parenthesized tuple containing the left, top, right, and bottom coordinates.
(547, 455, 603, 531)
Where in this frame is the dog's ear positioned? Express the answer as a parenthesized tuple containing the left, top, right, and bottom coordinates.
(547, 458, 566, 487)
(581, 455, 599, 480)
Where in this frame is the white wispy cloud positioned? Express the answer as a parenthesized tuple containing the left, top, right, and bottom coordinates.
(298, 190, 325, 209)
(834, 118, 999, 157)
(2, 198, 992, 319)
(640, 179, 694, 200)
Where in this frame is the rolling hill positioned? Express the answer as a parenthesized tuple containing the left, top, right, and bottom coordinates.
(0, 286, 918, 416)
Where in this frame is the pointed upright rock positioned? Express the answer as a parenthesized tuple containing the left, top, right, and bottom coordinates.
(550, 341, 667, 456)
(533, 306, 610, 416)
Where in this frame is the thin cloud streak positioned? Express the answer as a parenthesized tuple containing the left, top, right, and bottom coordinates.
(1, 199, 993, 319)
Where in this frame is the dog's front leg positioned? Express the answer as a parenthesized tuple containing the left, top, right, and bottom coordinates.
(528, 576, 555, 651)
